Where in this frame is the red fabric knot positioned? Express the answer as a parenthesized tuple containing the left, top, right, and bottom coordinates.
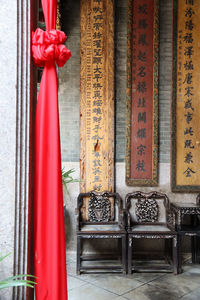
(32, 28, 71, 67)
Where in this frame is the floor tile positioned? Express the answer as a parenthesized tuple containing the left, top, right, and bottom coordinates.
(111, 297, 129, 300)
(181, 287, 200, 300)
(148, 273, 200, 298)
(67, 275, 87, 291)
(183, 264, 200, 275)
(176, 271, 200, 286)
(73, 272, 117, 283)
(125, 272, 164, 284)
(123, 283, 179, 300)
(68, 282, 118, 300)
(92, 274, 144, 295)
(66, 257, 200, 300)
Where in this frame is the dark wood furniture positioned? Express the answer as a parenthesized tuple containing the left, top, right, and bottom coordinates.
(76, 191, 126, 274)
(125, 191, 178, 274)
(171, 197, 200, 274)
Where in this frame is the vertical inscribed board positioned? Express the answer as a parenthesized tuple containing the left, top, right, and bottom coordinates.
(126, 0, 159, 186)
(172, 0, 200, 191)
(80, 0, 114, 198)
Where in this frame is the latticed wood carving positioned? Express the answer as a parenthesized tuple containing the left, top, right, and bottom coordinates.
(136, 198, 159, 223)
(167, 212, 175, 229)
(88, 194, 111, 222)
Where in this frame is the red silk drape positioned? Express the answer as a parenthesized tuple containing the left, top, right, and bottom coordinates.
(33, 0, 70, 299)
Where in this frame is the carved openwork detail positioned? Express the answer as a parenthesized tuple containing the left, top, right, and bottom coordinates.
(83, 235, 122, 239)
(130, 234, 174, 239)
(167, 212, 175, 228)
(88, 194, 111, 222)
(136, 198, 159, 223)
(181, 208, 200, 215)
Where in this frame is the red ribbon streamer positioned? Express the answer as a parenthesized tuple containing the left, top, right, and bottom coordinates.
(33, 1, 70, 299)
(32, 28, 71, 67)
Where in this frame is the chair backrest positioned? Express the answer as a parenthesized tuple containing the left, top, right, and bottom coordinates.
(125, 191, 169, 226)
(196, 194, 200, 205)
(77, 191, 123, 224)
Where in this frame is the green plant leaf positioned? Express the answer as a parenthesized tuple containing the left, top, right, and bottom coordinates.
(0, 253, 12, 262)
(0, 253, 36, 290)
(62, 168, 79, 193)
(4, 274, 36, 281)
(0, 280, 35, 289)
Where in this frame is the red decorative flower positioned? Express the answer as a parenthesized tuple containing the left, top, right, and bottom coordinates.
(32, 28, 71, 67)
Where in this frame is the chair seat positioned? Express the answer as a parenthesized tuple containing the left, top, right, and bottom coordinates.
(129, 224, 171, 232)
(80, 224, 122, 232)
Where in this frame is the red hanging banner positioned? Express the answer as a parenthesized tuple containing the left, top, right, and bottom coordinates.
(126, 0, 159, 186)
(32, 0, 71, 299)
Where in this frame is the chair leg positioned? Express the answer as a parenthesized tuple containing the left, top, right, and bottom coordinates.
(128, 236, 132, 274)
(191, 235, 197, 263)
(197, 237, 200, 264)
(177, 235, 182, 274)
(173, 236, 178, 275)
(122, 235, 126, 274)
(118, 238, 121, 262)
(76, 236, 81, 275)
(191, 215, 198, 263)
(164, 239, 172, 264)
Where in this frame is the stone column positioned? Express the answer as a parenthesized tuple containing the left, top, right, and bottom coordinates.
(0, 0, 37, 299)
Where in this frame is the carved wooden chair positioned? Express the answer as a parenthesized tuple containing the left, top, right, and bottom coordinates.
(125, 191, 178, 274)
(171, 195, 200, 273)
(76, 191, 126, 274)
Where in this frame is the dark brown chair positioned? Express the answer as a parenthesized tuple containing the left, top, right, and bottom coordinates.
(76, 191, 126, 274)
(125, 191, 178, 274)
(170, 195, 200, 273)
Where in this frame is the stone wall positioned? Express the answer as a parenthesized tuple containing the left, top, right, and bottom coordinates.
(59, 0, 80, 162)
(59, 0, 196, 253)
(59, 0, 173, 164)
(0, 1, 36, 299)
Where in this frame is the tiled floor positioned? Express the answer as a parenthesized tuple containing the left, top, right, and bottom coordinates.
(66, 255, 200, 300)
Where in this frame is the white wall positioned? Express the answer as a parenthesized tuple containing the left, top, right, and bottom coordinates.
(0, 1, 17, 298)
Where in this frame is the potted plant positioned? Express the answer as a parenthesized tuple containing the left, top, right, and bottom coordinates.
(0, 253, 35, 290)
(62, 168, 79, 193)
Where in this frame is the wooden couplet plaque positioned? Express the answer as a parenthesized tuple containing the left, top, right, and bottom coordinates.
(126, 0, 159, 186)
(80, 0, 114, 194)
(172, 0, 200, 191)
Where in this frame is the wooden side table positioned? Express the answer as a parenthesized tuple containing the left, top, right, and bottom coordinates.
(171, 201, 200, 274)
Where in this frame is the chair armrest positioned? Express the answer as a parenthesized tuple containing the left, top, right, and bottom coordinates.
(127, 212, 131, 230)
(118, 208, 126, 229)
